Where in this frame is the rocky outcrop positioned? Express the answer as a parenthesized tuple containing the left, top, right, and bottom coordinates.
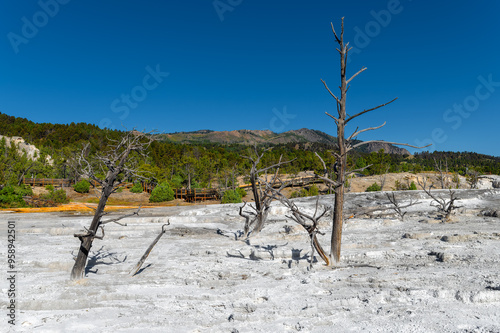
(0, 135, 53, 164)
(358, 141, 411, 155)
(477, 175, 500, 190)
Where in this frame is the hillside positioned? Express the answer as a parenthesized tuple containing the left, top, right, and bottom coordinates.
(1, 112, 499, 189)
(160, 128, 411, 155)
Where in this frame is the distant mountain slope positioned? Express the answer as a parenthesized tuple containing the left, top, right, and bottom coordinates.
(160, 128, 411, 155)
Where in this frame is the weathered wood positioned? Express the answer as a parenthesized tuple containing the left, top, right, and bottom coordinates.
(320, 18, 429, 265)
(70, 131, 153, 280)
(416, 176, 461, 221)
(130, 223, 169, 276)
(240, 147, 295, 237)
(272, 190, 330, 268)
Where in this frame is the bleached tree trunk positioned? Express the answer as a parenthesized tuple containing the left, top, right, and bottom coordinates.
(319, 18, 430, 265)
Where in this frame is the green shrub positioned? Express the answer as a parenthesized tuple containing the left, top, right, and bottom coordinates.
(290, 188, 311, 198)
(190, 181, 202, 189)
(366, 183, 381, 192)
(73, 179, 90, 193)
(308, 185, 319, 196)
(41, 189, 69, 204)
(149, 182, 174, 202)
(0, 185, 32, 207)
(45, 185, 55, 192)
(409, 181, 417, 190)
(130, 182, 143, 193)
(170, 175, 183, 189)
(115, 186, 123, 193)
(236, 188, 247, 198)
(452, 173, 461, 188)
(15, 185, 33, 197)
(393, 180, 408, 191)
(221, 189, 242, 204)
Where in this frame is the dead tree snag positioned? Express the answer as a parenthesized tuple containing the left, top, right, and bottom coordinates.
(385, 192, 420, 221)
(239, 146, 295, 237)
(319, 18, 430, 265)
(70, 131, 153, 280)
(416, 176, 461, 221)
(275, 193, 331, 268)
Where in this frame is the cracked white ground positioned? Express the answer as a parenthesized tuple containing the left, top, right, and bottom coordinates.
(1, 189, 500, 332)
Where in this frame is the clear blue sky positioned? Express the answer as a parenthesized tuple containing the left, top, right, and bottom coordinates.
(1, 1, 500, 156)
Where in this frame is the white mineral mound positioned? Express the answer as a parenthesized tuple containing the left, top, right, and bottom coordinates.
(0, 135, 53, 164)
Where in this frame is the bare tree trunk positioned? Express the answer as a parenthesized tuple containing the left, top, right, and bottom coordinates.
(240, 147, 295, 237)
(70, 185, 113, 280)
(330, 18, 348, 264)
(331, 181, 344, 263)
(17, 161, 35, 186)
(70, 132, 152, 280)
(318, 18, 430, 265)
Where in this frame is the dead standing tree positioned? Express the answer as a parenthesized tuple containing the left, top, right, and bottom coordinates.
(434, 157, 451, 189)
(274, 191, 331, 268)
(239, 146, 295, 237)
(416, 176, 461, 221)
(70, 131, 153, 280)
(318, 18, 430, 265)
(385, 192, 421, 221)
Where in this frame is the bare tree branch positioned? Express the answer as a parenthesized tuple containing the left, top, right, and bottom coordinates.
(267, 185, 331, 268)
(416, 176, 462, 221)
(70, 130, 153, 280)
(386, 192, 421, 221)
(101, 206, 142, 226)
(314, 152, 342, 188)
(330, 21, 341, 44)
(240, 148, 294, 237)
(321, 79, 341, 105)
(349, 140, 431, 152)
(345, 98, 398, 125)
(345, 164, 373, 178)
(325, 112, 339, 124)
(130, 222, 170, 276)
(346, 67, 367, 84)
(319, 18, 431, 265)
(347, 122, 386, 141)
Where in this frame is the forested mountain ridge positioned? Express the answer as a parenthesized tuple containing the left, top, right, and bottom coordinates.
(0, 112, 499, 190)
(160, 128, 411, 155)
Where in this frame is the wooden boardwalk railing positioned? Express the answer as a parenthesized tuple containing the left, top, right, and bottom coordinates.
(143, 184, 220, 202)
(175, 188, 220, 202)
(23, 178, 75, 187)
(23, 178, 221, 203)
